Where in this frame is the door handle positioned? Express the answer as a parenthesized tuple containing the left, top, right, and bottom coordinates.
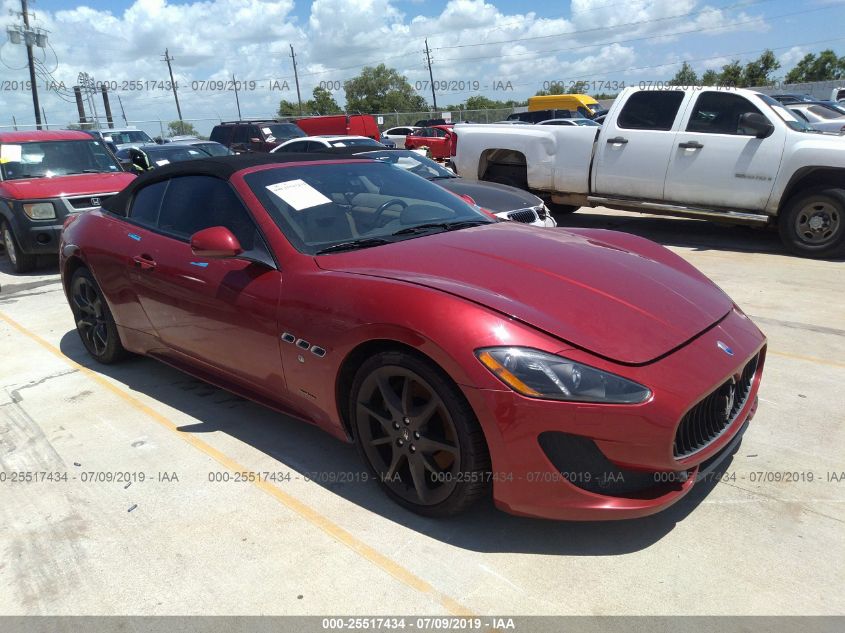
(133, 255, 156, 271)
(678, 141, 704, 149)
(606, 136, 628, 144)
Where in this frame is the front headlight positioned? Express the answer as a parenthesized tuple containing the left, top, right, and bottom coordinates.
(476, 347, 651, 404)
(23, 202, 56, 220)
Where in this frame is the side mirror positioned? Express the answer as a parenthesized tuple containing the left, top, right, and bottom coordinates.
(739, 112, 775, 139)
(119, 158, 134, 171)
(190, 226, 243, 258)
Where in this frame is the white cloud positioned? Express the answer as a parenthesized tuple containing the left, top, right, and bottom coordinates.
(0, 0, 775, 134)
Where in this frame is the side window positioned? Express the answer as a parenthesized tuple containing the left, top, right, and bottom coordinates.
(617, 91, 685, 131)
(231, 126, 249, 144)
(128, 180, 168, 227)
(248, 126, 262, 141)
(209, 126, 230, 144)
(157, 176, 258, 250)
(432, 128, 447, 138)
(686, 92, 764, 135)
(280, 141, 307, 153)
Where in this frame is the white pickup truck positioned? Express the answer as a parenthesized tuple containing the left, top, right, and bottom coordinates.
(454, 86, 845, 257)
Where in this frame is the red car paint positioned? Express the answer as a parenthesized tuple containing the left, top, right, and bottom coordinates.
(294, 114, 380, 140)
(0, 130, 135, 261)
(60, 158, 766, 520)
(404, 125, 455, 159)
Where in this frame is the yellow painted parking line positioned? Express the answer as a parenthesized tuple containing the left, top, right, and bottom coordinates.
(0, 310, 474, 617)
(768, 350, 845, 370)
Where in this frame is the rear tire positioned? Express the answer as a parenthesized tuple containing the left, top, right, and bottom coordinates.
(2, 220, 37, 273)
(69, 268, 127, 364)
(778, 188, 845, 258)
(350, 350, 490, 517)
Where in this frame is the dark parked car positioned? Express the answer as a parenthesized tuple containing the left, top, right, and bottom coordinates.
(209, 120, 306, 153)
(505, 109, 576, 124)
(116, 144, 215, 172)
(60, 153, 766, 520)
(325, 147, 555, 226)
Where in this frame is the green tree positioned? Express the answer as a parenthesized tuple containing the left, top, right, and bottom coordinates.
(718, 61, 743, 87)
(700, 69, 720, 86)
(742, 50, 780, 87)
(168, 120, 198, 136)
(669, 62, 698, 86)
(344, 64, 428, 113)
(784, 50, 845, 83)
(307, 86, 342, 114)
(277, 99, 300, 116)
(534, 82, 566, 96)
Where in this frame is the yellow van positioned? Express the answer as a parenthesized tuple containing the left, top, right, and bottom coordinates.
(527, 94, 600, 117)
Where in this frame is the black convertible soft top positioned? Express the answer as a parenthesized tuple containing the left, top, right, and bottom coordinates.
(103, 152, 368, 216)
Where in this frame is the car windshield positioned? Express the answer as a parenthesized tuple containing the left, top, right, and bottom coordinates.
(805, 105, 845, 120)
(245, 161, 491, 254)
(357, 149, 455, 180)
(266, 124, 306, 140)
(329, 138, 381, 147)
(193, 142, 232, 156)
(0, 140, 122, 180)
(144, 147, 209, 164)
(757, 94, 818, 133)
(106, 130, 154, 144)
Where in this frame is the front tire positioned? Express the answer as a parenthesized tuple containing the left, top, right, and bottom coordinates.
(350, 351, 490, 517)
(778, 188, 845, 258)
(546, 202, 580, 219)
(69, 268, 127, 364)
(2, 220, 37, 273)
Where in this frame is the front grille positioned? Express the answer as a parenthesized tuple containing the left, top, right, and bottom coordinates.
(673, 354, 759, 459)
(507, 208, 538, 224)
(67, 194, 112, 210)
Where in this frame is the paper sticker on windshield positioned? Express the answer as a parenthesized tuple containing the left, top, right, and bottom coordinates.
(0, 144, 22, 163)
(155, 159, 170, 166)
(266, 179, 332, 211)
(262, 127, 272, 135)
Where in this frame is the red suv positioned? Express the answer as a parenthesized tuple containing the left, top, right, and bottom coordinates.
(404, 125, 455, 160)
(0, 130, 135, 272)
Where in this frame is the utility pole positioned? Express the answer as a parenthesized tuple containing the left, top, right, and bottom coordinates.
(424, 39, 437, 111)
(73, 85, 87, 126)
(232, 73, 242, 120)
(41, 107, 48, 129)
(117, 94, 128, 125)
(290, 44, 303, 116)
(162, 49, 183, 131)
(101, 86, 114, 128)
(7, 0, 44, 129)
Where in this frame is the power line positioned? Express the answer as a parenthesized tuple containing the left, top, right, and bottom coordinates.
(435, 3, 842, 64)
(432, 0, 781, 52)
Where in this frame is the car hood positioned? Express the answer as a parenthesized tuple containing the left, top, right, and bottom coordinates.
(0, 171, 136, 199)
(435, 179, 542, 213)
(316, 223, 732, 364)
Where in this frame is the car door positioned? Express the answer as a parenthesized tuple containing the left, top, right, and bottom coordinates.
(230, 125, 251, 154)
(405, 128, 429, 149)
(593, 90, 690, 200)
(428, 128, 452, 158)
(665, 91, 785, 210)
(126, 175, 286, 395)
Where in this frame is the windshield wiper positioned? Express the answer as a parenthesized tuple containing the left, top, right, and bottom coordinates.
(316, 237, 392, 254)
(63, 169, 110, 174)
(429, 175, 457, 180)
(391, 219, 489, 236)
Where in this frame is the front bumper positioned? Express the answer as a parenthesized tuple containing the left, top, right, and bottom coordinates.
(462, 307, 766, 520)
(5, 194, 118, 256)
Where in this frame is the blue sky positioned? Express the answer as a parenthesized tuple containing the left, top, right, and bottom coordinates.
(1, 0, 843, 135)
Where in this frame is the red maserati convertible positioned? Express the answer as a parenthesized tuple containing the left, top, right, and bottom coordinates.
(60, 154, 766, 520)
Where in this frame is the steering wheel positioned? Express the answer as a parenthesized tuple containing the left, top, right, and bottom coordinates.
(372, 199, 408, 226)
